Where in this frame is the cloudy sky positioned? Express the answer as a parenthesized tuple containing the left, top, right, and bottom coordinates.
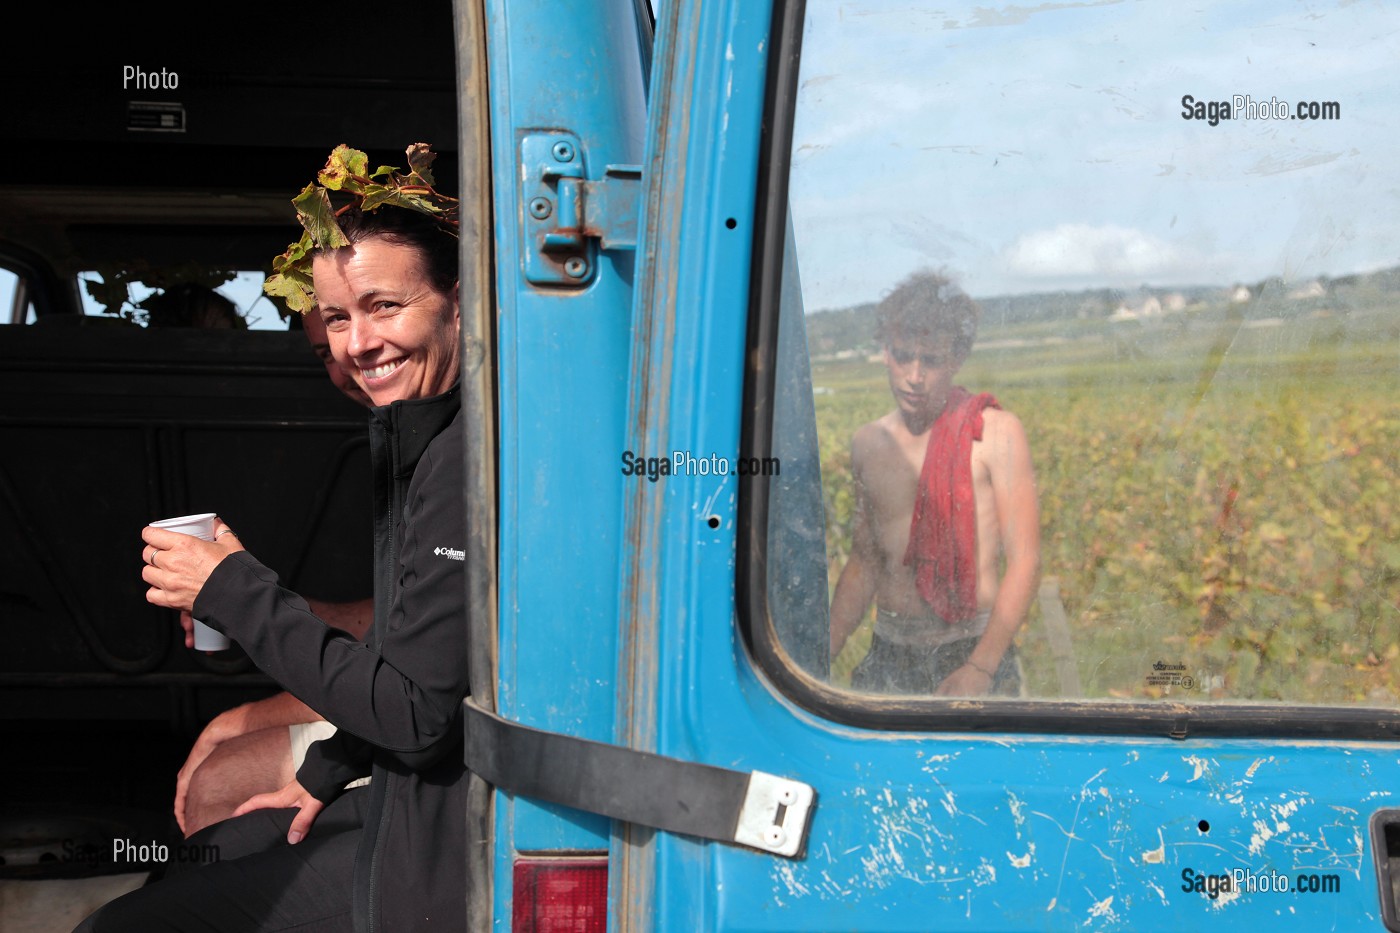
(788, 0, 1400, 308)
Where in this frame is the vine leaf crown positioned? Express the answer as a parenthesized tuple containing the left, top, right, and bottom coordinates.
(264, 143, 459, 316)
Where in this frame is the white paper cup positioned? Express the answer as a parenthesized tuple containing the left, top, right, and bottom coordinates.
(149, 512, 230, 651)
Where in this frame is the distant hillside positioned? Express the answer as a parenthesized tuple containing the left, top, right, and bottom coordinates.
(977, 285, 1223, 327)
(802, 302, 877, 358)
(804, 266, 1400, 356)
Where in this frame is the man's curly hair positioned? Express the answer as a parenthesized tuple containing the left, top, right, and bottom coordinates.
(874, 271, 981, 360)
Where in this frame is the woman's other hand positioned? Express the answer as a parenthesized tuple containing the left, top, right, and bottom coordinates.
(177, 610, 195, 649)
(232, 779, 326, 845)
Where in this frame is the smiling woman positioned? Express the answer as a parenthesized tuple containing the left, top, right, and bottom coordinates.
(81, 169, 471, 932)
(312, 208, 462, 407)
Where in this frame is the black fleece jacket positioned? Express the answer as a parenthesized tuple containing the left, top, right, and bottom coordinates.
(195, 386, 469, 931)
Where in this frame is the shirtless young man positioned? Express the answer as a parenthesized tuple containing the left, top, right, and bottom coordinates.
(174, 311, 373, 836)
(829, 272, 1040, 696)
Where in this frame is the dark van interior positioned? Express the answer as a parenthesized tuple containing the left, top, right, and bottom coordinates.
(0, 4, 459, 888)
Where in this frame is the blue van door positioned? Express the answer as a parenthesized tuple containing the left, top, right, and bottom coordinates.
(479, 0, 1400, 929)
(469, 0, 648, 927)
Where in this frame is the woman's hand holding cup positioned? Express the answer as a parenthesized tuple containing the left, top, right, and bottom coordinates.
(142, 514, 245, 649)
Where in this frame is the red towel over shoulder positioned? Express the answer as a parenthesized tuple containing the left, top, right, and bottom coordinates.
(902, 386, 1000, 623)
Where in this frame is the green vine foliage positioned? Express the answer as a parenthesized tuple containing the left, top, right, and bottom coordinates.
(264, 143, 459, 317)
(815, 283, 1400, 702)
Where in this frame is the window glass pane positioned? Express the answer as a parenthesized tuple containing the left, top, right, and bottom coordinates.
(772, 0, 1400, 707)
(0, 268, 26, 324)
(77, 270, 288, 330)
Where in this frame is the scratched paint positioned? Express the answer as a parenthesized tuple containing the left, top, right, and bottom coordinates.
(740, 742, 1385, 931)
(1086, 894, 1117, 924)
(1141, 829, 1165, 865)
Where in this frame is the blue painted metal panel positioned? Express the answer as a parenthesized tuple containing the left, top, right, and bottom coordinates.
(483, 0, 647, 921)
(476, 0, 1397, 927)
(707, 728, 1395, 929)
(616, 0, 780, 927)
(619, 0, 1400, 930)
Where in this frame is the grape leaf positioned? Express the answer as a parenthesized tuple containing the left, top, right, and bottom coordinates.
(361, 186, 445, 215)
(405, 142, 436, 186)
(264, 266, 317, 315)
(292, 185, 349, 250)
(317, 144, 370, 192)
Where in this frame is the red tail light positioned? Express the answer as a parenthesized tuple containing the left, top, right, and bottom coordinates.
(512, 856, 609, 933)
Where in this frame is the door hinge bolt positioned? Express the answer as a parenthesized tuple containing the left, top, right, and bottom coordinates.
(763, 826, 788, 849)
(552, 141, 576, 162)
(564, 257, 589, 279)
(528, 197, 553, 220)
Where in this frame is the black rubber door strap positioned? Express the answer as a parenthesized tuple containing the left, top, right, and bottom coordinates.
(462, 697, 813, 857)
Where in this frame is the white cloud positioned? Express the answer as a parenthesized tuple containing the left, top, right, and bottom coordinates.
(1001, 223, 1191, 284)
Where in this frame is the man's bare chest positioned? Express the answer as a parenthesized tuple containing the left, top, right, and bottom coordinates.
(863, 438, 993, 543)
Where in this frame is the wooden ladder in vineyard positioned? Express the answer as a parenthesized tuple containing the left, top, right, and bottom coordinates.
(1037, 577, 1082, 697)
